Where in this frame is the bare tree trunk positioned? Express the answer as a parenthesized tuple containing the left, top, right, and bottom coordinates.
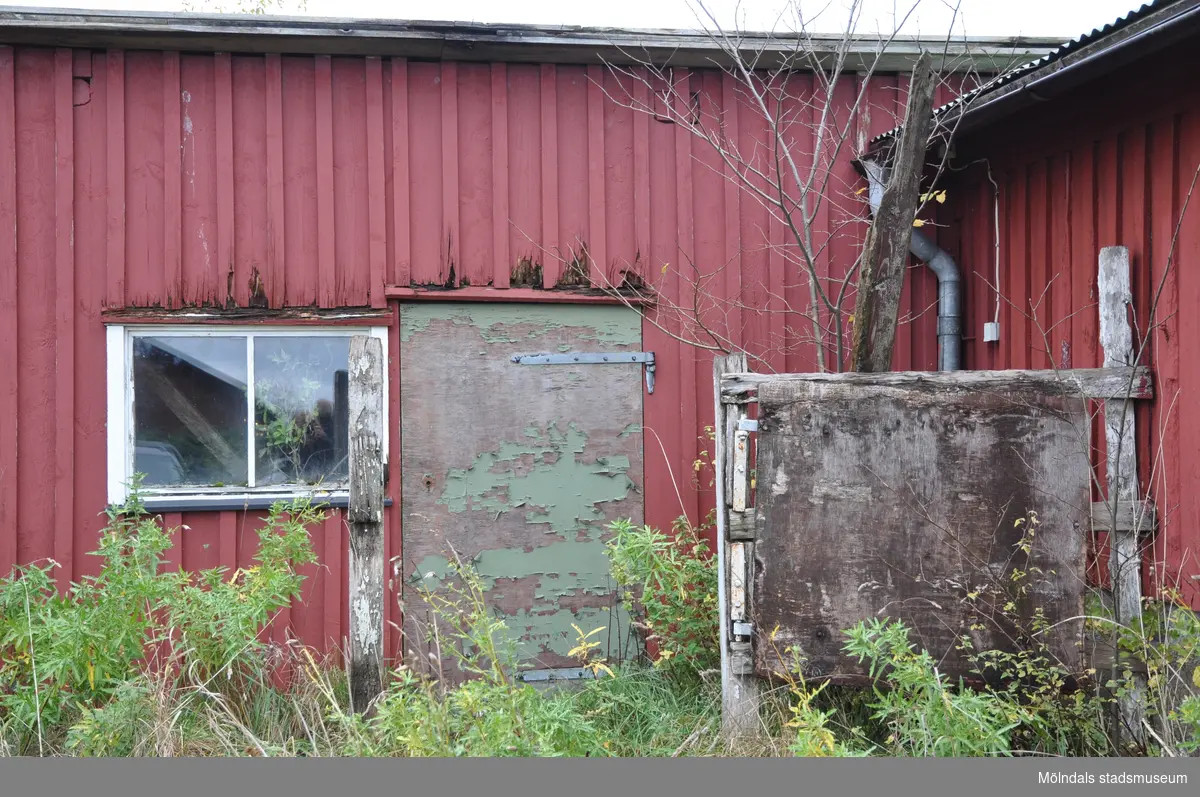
(850, 51, 936, 372)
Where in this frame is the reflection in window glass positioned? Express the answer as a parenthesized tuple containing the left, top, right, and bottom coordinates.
(133, 336, 249, 487)
(254, 336, 351, 486)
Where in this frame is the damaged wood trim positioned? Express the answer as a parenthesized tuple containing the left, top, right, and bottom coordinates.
(728, 510, 755, 541)
(731, 430, 750, 512)
(720, 366, 1154, 402)
(1091, 500, 1156, 533)
(384, 285, 656, 305)
(101, 307, 395, 326)
(729, 542, 747, 622)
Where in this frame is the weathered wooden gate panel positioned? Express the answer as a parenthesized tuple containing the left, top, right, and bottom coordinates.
(399, 303, 644, 676)
(752, 375, 1090, 682)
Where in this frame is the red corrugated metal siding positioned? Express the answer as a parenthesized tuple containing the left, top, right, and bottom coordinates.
(0, 44, 946, 656)
(944, 40, 1200, 607)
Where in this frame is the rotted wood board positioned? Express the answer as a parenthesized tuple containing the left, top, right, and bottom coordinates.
(399, 303, 644, 680)
(751, 375, 1091, 682)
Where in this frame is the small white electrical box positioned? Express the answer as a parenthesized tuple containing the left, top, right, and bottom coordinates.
(983, 321, 1000, 343)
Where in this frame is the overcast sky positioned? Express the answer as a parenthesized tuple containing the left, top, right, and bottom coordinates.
(9, 0, 1147, 40)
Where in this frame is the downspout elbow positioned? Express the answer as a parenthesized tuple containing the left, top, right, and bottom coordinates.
(861, 159, 963, 371)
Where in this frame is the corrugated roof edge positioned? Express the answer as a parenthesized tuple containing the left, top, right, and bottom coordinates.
(867, 0, 1200, 152)
(0, 6, 1061, 69)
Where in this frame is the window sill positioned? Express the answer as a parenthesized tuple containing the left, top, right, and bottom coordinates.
(110, 493, 394, 513)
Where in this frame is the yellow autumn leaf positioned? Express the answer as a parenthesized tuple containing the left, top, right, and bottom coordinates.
(854, 186, 867, 195)
(912, 218, 927, 227)
(87, 661, 95, 690)
(579, 625, 605, 640)
(660, 263, 670, 275)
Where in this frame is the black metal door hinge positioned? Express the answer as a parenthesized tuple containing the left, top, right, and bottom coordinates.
(510, 351, 656, 394)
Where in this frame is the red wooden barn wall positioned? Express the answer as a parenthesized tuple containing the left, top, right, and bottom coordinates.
(0, 42, 954, 659)
(943, 39, 1200, 607)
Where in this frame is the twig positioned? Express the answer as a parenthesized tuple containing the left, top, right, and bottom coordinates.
(1142, 718, 1177, 757)
(672, 721, 710, 757)
(23, 578, 44, 757)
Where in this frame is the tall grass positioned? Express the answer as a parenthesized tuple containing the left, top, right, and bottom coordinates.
(0, 493, 1194, 757)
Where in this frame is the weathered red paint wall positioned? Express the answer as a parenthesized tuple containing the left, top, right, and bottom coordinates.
(0, 43, 947, 657)
(943, 39, 1200, 607)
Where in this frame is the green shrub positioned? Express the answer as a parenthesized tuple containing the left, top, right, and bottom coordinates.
(361, 551, 720, 758)
(1118, 591, 1200, 755)
(844, 619, 1023, 757)
(605, 515, 719, 677)
(0, 482, 323, 754)
(358, 556, 608, 757)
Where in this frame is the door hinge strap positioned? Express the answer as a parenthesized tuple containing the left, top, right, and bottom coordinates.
(518, 667, 599, 682)
(511, 351, 656, 394)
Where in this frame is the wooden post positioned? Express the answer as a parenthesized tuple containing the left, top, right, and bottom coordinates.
(850, 51, 936, 373)
(713, 353, 760, 739)
(348, 335, 385, 714)
(1097, 246, 1147, 747)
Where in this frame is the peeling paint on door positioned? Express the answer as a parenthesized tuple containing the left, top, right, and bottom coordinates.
(437, 422, 634, 529)
(399, 303, 645, 678)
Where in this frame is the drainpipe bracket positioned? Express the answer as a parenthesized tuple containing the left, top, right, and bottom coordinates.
(938, 316, 963, 336)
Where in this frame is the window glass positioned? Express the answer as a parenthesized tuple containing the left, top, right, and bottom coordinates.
(132, 336, 249, 487)
(253, 336, 351, 487)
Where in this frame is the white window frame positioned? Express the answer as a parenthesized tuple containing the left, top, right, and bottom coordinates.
(106, 324, 389, 508)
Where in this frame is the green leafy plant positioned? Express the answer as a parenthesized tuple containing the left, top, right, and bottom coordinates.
(0, 479, 323, 754)
(1107, 588, 1200, 754)
(763, 630, 863, 757)
(605, 514, 719, 677)
(844, 618, 1023, 757)
(945, 511, 1111, 755)
(161, 499, 323, 685)
(361, 555, 604, 757)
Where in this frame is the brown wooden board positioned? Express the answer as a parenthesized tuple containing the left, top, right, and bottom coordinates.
(751, 375, 1091, 683)
(399, 303, 644, 679)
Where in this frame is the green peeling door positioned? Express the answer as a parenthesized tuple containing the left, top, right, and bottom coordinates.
(399, 303, 645, 679)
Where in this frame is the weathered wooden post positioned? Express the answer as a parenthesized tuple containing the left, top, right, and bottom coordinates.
(850, 51, 936, 373)
(348, 335, 385, 714)
(713, 353, 760, 738)
(1098, 245, 1151, 747)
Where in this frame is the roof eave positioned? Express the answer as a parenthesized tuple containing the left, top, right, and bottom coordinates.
(0, 7, 1061, 70)
(866, 0, 1200, 157)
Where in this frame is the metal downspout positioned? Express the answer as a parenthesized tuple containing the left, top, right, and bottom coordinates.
(861, 160, 962, 371)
